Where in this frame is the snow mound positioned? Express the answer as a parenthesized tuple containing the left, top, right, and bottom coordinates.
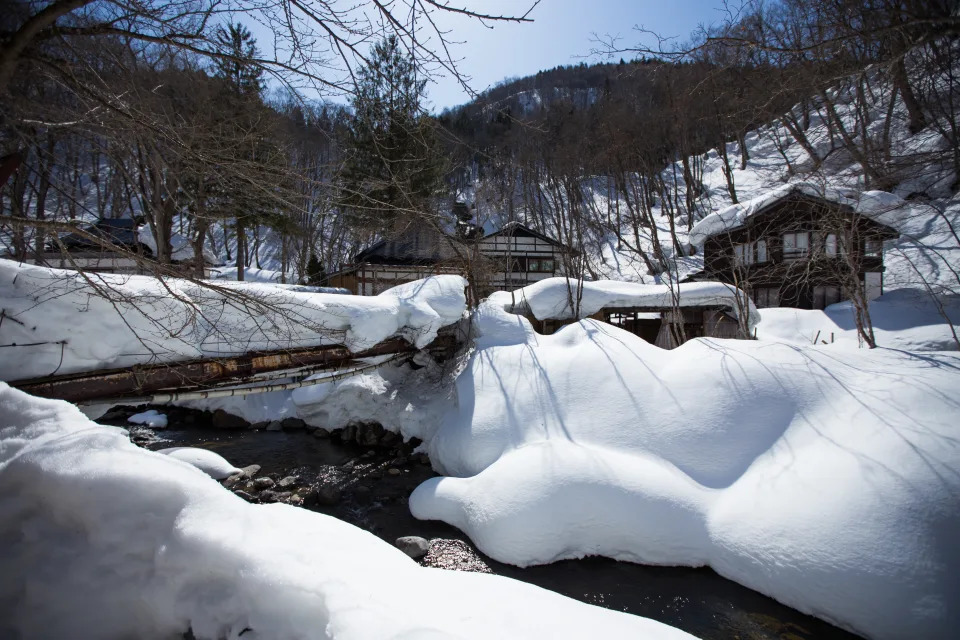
(0, 261, 467, 381)
(158, 447, 241, 480)
(493, 277, 759, 331)
(127, 409, 168, 428)
(138, 226, 218, 264)
(756, 288, 960, 351)
(208, 266, 291, 283)
(410, 301, 960, 639)
(0, 383, 692, 640)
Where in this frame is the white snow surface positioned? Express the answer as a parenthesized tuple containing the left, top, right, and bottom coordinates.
(158, 447, 241, 480)
(138, 225, 218, 264)
(208, 266, 292, 283)
(756, 288, 960, 351)
(0, 261, 466, 381)
(0, 383, 693, 640)
(408, 300, 960, 640)
(496, 277, 759, 331)
(127, 409, 168, 429)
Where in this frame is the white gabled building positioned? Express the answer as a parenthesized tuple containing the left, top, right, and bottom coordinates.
(476, 222, 575, 294)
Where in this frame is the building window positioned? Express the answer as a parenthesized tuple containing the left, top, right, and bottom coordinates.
(864, 238, 883, 257)
(813, 285, 842, 309)
(783, 232, 810, 260)
(754, 287, 780, 308)
(734, 243, 748, 265)
(735, 240, 767, 265)
(824, 233, 838, 256)
(540, 258, 555, 272)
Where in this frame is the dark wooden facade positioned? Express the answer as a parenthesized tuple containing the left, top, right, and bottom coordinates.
(693, 191, 899, 310)
(328, 221, 574, 296)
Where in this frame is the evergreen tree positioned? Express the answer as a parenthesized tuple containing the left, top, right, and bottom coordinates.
(210, 23, 278, 281)
(341, 35, 445, 234)
(213, 24, 264, 99)
(304, 252, 326, 286)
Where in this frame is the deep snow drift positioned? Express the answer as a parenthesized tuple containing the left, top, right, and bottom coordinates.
(0, 383, 693, 640)
(0, 261, 466, 381)
(408, 301, 960, 640)
(755, 288, 960, 351)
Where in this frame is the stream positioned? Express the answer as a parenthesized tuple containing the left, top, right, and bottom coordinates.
(109, 409, 861, 640)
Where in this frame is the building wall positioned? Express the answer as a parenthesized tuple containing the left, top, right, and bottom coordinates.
(699, 196, 894, 310)
(477, 233, 568, 293)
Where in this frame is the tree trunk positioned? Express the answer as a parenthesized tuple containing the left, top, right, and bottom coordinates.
(892, 56, 927, 134)
(235, 218, 245, 281)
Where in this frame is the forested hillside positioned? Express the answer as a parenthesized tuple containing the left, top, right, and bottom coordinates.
(2, 0, 958, 295)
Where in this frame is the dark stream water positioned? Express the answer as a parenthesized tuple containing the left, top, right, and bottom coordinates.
(130, 422, 860, 640)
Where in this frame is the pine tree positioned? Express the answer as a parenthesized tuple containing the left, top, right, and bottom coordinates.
(210, 23, 276, 281)
(341, 36, 445, 234)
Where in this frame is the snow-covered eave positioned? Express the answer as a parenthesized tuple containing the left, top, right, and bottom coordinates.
(495, 278, 759, 331)
(482, 221, 578, 254)
(689, 183, 903, 248)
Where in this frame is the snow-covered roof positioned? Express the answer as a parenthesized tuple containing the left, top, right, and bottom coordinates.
(491, 277, 759, 331)
(482, 221, 574, 251)
(688, 183, 902, 247)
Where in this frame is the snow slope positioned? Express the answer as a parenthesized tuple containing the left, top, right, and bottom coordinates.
(408, 300, 960, 640)
(0, 261, 466, 381)
(0, 383, 695, 640)
(756, 288, 960, 351)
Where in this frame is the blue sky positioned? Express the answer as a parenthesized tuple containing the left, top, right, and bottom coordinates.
(421, 0, 726, 110)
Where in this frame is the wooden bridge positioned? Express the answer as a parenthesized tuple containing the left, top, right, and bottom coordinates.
(12, 333, 458, 405)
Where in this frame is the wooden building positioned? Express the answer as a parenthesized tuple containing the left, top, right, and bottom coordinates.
(26, 218, 216, 277)
(328, 220, 575, 296)
(691, 190, 899, 310)
(475, 222, 575, 295)
(326, 224, 466, 295)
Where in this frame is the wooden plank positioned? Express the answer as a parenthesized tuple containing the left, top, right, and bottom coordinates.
(12, 335, 456, 403)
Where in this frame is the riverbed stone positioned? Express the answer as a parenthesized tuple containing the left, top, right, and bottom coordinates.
(212, 409, 248, 430)
(387, 467, 401, 476)
(253, 477, 275, 490)
(250, 421, 270, 430)
(315, 485, 341, 505)
(278, 476, 298, 488)
(379, 431, 400, 447)
(395, 536, 430, 559)
(233, 490, 256, 501)
(281, 417, 306, 431)
(222, 473, 243, 488)
(313, 428, 330, 439)
(340, 424, 357, 443)
(265, 420, 282, 432)
(240, 464, 261, 479)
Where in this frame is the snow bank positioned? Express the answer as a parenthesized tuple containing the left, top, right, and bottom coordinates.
(158, 447, 242, 480)
(208, 266, 291, 283)
(0, 261, 466, 381)
(0, 383, 692, 640)
(127, 409, 168, 428)
(494, 277, 759, 331)
(409, 301, 960, 639)
(138, 226, 218, 264)
(756, 288, 960, 351)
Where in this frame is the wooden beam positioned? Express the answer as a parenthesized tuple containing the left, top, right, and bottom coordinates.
(13, 335, 456, 403)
